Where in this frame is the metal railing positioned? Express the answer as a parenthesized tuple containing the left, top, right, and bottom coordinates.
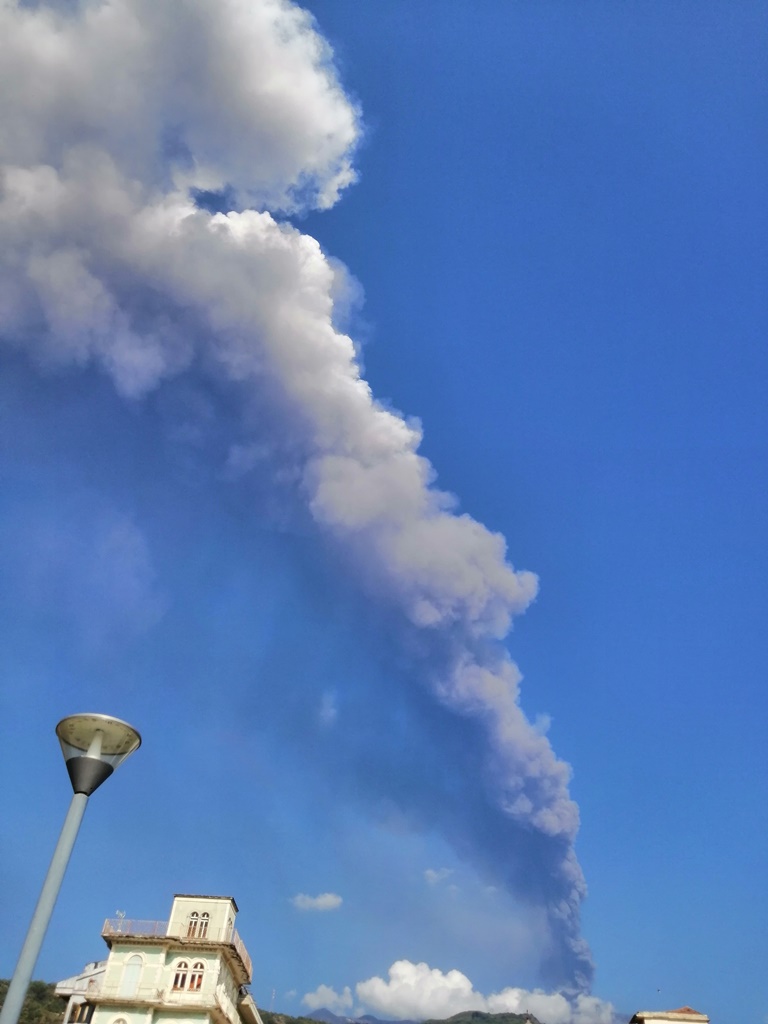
(101, 921, 252, 979)
(102, 920, 168, 938)
(229, 930, 252, 979)
(95, 982, 243, 1024)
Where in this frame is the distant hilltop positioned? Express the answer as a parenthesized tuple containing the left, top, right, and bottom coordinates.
(0, 989, 544, 1024)
(263, 1008, 543, 1024)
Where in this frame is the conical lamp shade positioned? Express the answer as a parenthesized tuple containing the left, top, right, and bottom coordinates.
(56, 714, 141, 795)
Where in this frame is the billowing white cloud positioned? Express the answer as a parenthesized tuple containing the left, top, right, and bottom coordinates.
(302, 984, 353, 1014)
(352, 961, 615, 1024)
(290, 892, 343, 912)
(0, 0, 590, 989)
(357, 961, 483, 1021)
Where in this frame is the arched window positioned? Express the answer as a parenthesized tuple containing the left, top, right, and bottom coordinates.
(118, 955, 142, 998)
(187, 910, 210, 939)
(173, 961, 189, 990)
(188, 962, 205, 992)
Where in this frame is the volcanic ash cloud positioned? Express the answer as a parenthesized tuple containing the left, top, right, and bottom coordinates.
(0, 0, 592, 991)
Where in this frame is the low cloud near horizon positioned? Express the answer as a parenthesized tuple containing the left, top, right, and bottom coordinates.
(303, 984, 353, 1014)
(291, 892, 343, 912)
(303, 960, 615, 1024)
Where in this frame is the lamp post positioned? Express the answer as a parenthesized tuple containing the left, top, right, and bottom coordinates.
(0, 714, 141, 1024)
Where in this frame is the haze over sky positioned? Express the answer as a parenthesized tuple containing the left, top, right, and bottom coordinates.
(0, 2, 766, 1024)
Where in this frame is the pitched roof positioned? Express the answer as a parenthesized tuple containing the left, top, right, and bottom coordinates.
(630, 1009, 709, 1024)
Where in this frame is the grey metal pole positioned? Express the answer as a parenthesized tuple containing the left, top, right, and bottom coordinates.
(0, 792, 89, 1024)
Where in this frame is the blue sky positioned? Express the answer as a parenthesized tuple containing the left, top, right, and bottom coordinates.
(0, 3, 766, 1024)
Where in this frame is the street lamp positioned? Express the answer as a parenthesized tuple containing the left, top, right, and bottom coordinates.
(0, 714, 141, 1024)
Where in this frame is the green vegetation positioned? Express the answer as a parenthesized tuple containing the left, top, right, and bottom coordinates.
(0, 987, 542, 1024)
(0, 981, 65, 1024)
(261, 1013, 322, 1024)
(259, 1010, 542, 1024)
(424, 1014, 542, 1024)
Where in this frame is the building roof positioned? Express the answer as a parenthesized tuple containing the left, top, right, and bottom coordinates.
(630, 1009, 708, 1024)
(173, 894, 240, 912)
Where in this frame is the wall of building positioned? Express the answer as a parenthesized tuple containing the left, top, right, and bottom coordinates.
(57, 895, 251, 1024)
(167, 898, 236, 944)
(92, 1006, 152, 1024)
(99, 946, 225, 1007)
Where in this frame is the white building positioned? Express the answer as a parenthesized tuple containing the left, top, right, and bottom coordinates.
(630, 1008, 709, 1024)
(56, 895, 263, 1024)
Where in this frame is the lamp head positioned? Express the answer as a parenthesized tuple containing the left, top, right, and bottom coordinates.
(56, 714, 141, 796)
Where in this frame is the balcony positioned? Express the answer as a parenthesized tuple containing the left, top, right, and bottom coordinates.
(101, 920, 252, 982)
(94, 982, 241, 1024)
(102, 920, 168, 939)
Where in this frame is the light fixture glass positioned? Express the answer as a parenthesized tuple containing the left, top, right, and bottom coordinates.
(56, 714, 142, 795)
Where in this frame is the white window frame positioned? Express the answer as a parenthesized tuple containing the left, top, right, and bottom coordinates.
(172, 960, 189, 991)
(188, 962, 205, 992)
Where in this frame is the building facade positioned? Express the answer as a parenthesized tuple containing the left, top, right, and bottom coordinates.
(630, 1008, 709, 1024)
(56, 896, 262, 1024)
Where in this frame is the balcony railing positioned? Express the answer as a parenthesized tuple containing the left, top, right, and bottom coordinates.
(94, 982, 242, 1024)
(229, 930, 252, 979)
(102, 920, 168, 939)
(101, 920, 252, 980)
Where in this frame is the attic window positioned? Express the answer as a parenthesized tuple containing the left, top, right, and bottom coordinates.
(187, 912, 210, 938)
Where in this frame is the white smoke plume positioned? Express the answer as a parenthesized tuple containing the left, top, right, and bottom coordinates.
(0, 0, 590, 990)
(2, 493, 165, 652)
